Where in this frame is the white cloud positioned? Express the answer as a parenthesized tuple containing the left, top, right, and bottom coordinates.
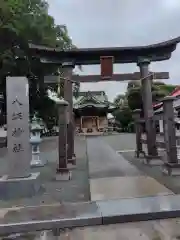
(47, 0, 180, 101)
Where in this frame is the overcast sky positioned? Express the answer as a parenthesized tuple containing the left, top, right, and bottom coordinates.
(47, 0, 180, 101)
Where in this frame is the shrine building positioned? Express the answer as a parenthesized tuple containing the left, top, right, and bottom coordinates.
(73, 91, 116, 134)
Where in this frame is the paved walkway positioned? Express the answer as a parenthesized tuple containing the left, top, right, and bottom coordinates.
(101, 133, 180, 194)
(87, 137, 173, 201)
(1, 134, 180, 239)
(87, 137, 141, 179)
(53, 136, 179, 240)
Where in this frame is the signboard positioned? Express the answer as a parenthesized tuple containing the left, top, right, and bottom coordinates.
(6, 77, 31, 178)
(100, 56, 113, 80)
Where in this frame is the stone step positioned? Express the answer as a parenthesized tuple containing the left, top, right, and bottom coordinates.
(1, 194, 180, 235)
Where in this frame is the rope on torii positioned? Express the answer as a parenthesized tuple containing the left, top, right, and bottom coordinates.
(139, 72, 155, 81)
(47, 68, 78, 100)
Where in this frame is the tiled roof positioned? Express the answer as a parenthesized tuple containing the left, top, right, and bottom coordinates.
(171, 87, 180, 97)
(47, 89, 115, 110)
(154, 96, 180, 114)
(153, 86, 180, 109)
(73, 91, 115, 109)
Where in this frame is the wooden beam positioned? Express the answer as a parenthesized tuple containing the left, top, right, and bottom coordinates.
(44, 72, 169, 84)
(73, 72, 169, 82)
(29, 37, 180, 64)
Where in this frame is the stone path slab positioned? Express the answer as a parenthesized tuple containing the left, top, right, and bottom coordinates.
(101, 133, 136, 151)
(87, 137, 172, 201)
(4, 218, 180, 239)
(90, 176, 173, 201)
(2, 194, 180, 236)
(60, 218, 180, 240)
(87, 137, 141, 179)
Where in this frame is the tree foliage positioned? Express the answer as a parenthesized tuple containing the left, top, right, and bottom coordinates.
(113, 94, 126, 107)
(0, 0, 78, 128)
(127, 80, 177, 111)
(113, 80, 177, 132)
(113, 106, 133, 132)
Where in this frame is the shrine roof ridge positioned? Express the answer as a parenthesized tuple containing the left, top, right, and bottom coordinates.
(28, 36, 180, 65)
(78, 91, 106, 96)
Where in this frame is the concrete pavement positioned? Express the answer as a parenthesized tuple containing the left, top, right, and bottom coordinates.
(86, 136, 173, 201)
(1, 134, 180, 239)
(87, 137, 140, 179)
(56, 134, 180, 240)
(60, 218, 180, 239)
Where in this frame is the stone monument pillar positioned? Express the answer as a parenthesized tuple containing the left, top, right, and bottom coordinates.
(0, 77, 41, 199)
(6, 77, 31, 178)
(133, 109, 145, 158)
(62, 62, 76, 166)
(56, 98, 71, 180)
(162, 96, 180, 175)
(137, 58, 158, 158)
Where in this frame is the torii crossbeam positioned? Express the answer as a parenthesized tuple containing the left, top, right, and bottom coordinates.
(44, 72, 169, 84)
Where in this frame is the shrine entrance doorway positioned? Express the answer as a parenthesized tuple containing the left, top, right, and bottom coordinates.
(81, 116, 98, 133)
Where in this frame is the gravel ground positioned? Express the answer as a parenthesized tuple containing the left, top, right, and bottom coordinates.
(0, 136, 90, 208)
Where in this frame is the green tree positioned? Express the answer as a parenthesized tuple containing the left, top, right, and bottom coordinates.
(113, 80, 177, 132)
(113, 106, 133, 132)
(113, 94, 126, 107)
(126, 80, 177, 111)
(0, 0, 77, 127)
(127, 86, 143, 111)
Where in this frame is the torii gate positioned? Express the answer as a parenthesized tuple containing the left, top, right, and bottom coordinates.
(44, 71, 169, 166)
(29, 37, 180, 179)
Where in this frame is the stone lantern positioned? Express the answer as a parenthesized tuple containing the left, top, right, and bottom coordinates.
(30, 115, 45, 167)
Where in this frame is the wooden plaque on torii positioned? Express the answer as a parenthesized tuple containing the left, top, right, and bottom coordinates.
(100, 56, 114, 80)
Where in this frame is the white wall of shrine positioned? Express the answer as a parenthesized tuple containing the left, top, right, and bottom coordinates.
(99, 116, 108, 128)
(158, 119, 180, 136)
(159, 120, 163, 134)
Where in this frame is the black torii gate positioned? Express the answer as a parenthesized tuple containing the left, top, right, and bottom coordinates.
(28, 36, 180, 179)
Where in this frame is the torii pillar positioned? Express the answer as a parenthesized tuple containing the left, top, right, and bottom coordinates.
(133, 109, 145, 158)
(137, 58, 158, 158)
(162, 96, 180, 175)
(62, 62, 76, 166)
